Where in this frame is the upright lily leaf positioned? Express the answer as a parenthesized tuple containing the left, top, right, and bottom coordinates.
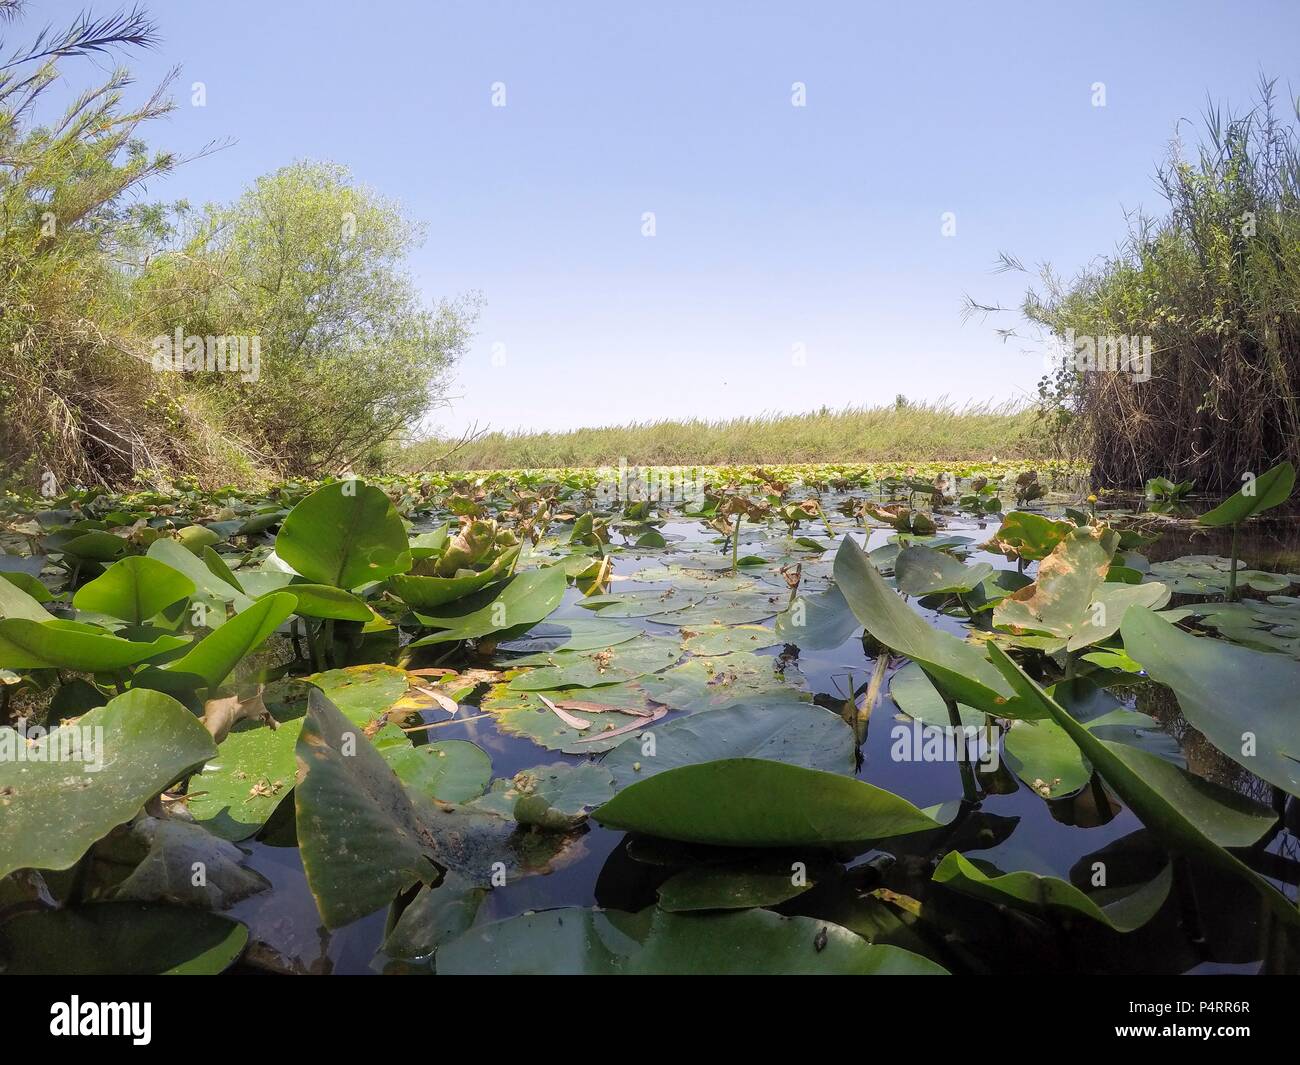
(294, 690, 440, 928)
(985, 511, 1075, 562)
(410, 565, 566, 646)
(1198, 461, 1295, 527)
(833, 535, 1023, 717)
(595, 758, 940, 846)
(440, 905, 945, 974)
(388, 546, 519, 611)
(0, 574, 53, 621)
(1121, 606, 1300, 797)
(894, 544, 994, 596)
(276, 583, 371, 621)
(993, 525, 1119, 647)
(994, 525, 1170, 650)
(775, 583, 861, 650)
(0, 689, 217, 880)
(0, 619, 186, 672)
(276, 481, 412, 589)
(933, 851, 1172, 933)
(147, 537, 253, 611)
(147, 592, 296, 691)
(982, 641, 1296, 927)
(72, 556, 195, 625)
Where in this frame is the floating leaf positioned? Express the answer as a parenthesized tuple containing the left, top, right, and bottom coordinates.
(438, 906, 948, 974)
(0, 903, 247, 974)
(0, 689, 217, 879)
(595, 758, 940, 846)
(602, 701, 854, 788)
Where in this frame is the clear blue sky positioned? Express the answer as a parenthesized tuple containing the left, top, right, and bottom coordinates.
(40, 0, 1300, 435)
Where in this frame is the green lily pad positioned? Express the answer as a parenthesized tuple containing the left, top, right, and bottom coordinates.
(188, 714, 305, 841)
(0, 689, 217, 879)
(276, 480, 412, 589)
(294, 690, 441, 929)
(640, 651, 805, 713)
(438, 905, 948, 974)
(496, 618, 640, 653)
(933, 851, 1172, 932)
(595, 758, 940, 846)
(1121, 606, 1300, 797)
(682, 624, 781, 656)
(371, 726, 492, 803)
(894, 544, 994, 596)
(656, 859, 815, 912)
(466, 762, 614, 828)
(603, 700, 854, 787)
(506, 635, 680, 691)
(833, 535, 1023, 717)
(0, 903, 247, 974)
(774, 584, 860, 650)
(410, 565, 566, 646)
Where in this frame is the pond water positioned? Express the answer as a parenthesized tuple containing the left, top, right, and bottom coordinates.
(225, 504, 1300, 975)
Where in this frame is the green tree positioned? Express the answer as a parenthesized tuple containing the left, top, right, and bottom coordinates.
(136, 161, 478, 475)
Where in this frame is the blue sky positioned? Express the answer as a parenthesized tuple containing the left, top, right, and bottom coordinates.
(39, 0, 1300, 434)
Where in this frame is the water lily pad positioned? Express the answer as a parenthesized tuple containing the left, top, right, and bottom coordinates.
(0, 689, 217, 879)
(294, 690, 441, 928)
(506, 635, 681, 691)
(578, 586, 702, 618)
(0, 903, 247, 974)
(71, 556, 195, 624)
(371, 726, 492, 803)
(275, 480, 412, 589)
(640, 651, 806, 713)
(933, 851, 1171, 932)
(466, 762, 614, 828)
(438, 906, 948, 974)
(656, 859, 815, 911)
(894, 544, 994, 596)
(483, 681, 657, 753)
(603, 700, 854, 787)
(682, 624, 780, 656)
(774, 584, 860, 650)
(1121, 606, 1300, 797)
(496, 618, 640, 653)
(595, 758, 940, 846)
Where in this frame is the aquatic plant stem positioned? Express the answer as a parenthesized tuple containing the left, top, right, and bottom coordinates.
(731, 514, 741, 574)
(939, 685, 978, 804)
(1227, 523, 1240, 601)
